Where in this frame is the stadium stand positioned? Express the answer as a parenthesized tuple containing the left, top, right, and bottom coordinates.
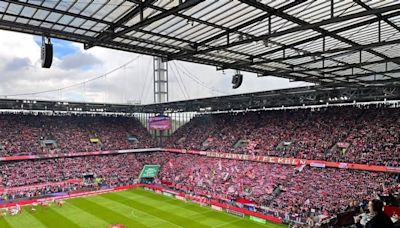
(1, 151, 398, 224)
(155, 153, 399, 220)
(0, 153, 173, 201)
(0, 114, 155, 156)
(0, 108, 398, 225)
(166, 106, 400, 166)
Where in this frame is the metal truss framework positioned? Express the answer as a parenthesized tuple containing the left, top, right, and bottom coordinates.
(1, 85, 399, 114)
(1, 0, 400, 87)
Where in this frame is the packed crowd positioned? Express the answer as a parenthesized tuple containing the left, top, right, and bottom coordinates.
(166, 106, 400, 166)
(155, 153, 399, 219)
(156, 155, 293, 203)
(0, 152, 173, 201)
(0, 151, 398, 222)
(0, 107, 398, 223)
(0, 114, 155, 156)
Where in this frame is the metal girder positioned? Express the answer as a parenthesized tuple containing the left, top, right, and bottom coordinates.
(235, 0, 400, 83)
(2, 0, 199, 50)
(354, 0, 400, 33)
(169, 0, 308, 57)
(127, 0, 323, 70)
(103, 0, 205, 42)
(0, 15, 312, 82)
(226, 38, 400, 68)
(335, 68, 400, 79)
(1, 0, 113, 26)
(278, 57, 400, 75)
(0, 19, 172, 58)
(140, 85, 400, 113)
(248, 10, 400, 61)
(0, 0, 399, 88)
(241, 0, 400, 69)
(2, 85, 399, 113)
(0, 10, 184, 53)
(169, 2, 400, 59)
(226, 11, 399, 83)
(88, 0, 157, 48)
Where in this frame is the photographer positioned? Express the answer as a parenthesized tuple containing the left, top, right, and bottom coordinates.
(355, 199, 394, 228)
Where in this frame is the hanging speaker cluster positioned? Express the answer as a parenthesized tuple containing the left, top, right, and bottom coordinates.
(232, 70, 243, 89)
(41, 36, 53, 68)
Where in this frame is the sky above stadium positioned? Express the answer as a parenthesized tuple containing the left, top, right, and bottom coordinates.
(0, 30, 312, 104)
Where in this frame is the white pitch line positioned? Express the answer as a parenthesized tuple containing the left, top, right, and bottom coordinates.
(211, 218, 242, 228)
(128, 206, 184, 228)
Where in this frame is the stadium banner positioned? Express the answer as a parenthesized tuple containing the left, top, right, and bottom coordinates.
(175, 195, 186, 201)
(226, 209, 245, 217)
(89, 138, 100, 143)
(162, 192, 173, 197)
(143, 187, 153, 192)
(148, 115, 172, 130)
(139, 165, 160, 179)
(250, 216, 267, 224)
(0, 148, 162, 162)
(211, 205, 223, 211)
(163, 148, 400, 174)
(310, 162, 326, 168)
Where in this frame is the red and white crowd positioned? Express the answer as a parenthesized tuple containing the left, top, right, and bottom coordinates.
(0, 114, 154, 156)
(0, 107, 398, 224)
(166, 107, 400, 166)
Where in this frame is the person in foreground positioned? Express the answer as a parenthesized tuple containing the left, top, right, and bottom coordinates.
(355, 199, 394, 228)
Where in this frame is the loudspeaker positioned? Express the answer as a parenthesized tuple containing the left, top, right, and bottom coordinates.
(41, 42, 53, 68)
(232, 73, 243, 89)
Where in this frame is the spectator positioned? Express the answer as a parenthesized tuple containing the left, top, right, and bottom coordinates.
(355, 199, 394, 228)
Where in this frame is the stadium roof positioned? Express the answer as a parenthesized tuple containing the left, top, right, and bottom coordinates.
(1, 0, 400, 87)
(1, 85, 399, 113)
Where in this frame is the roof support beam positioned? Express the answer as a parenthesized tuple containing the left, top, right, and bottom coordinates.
(1, 0, 113, 26)
(240, 0, 399, 66)
(259, 57, 400, 76)
(224, 38, 400, 68)
(128, 0, 321, 66)
(249, 10, 400, 60)
(334, 68, 400, 79)
(170, 2, 400, 58)
(103, 0, 205, 42)
(87, 0, 157, 48)
(170, 0, 308, 56)
(353, 0, 400, 33)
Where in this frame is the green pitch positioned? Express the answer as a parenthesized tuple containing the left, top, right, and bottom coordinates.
(0, 188, 286, 228)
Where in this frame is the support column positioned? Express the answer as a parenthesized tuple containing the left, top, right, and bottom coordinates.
(153, 57, 169, 146)
(153, 57, 168, 103)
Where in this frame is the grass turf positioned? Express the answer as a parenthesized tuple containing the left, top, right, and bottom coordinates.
(0, 188, 286, 228)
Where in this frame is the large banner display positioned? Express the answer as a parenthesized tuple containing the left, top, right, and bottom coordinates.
(139, 165, 160, 178)
(163, 148, 400, 174)
(149, 115, 172, 130)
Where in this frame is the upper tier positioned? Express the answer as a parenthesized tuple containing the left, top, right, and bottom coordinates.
(166, 107, 400, 166)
